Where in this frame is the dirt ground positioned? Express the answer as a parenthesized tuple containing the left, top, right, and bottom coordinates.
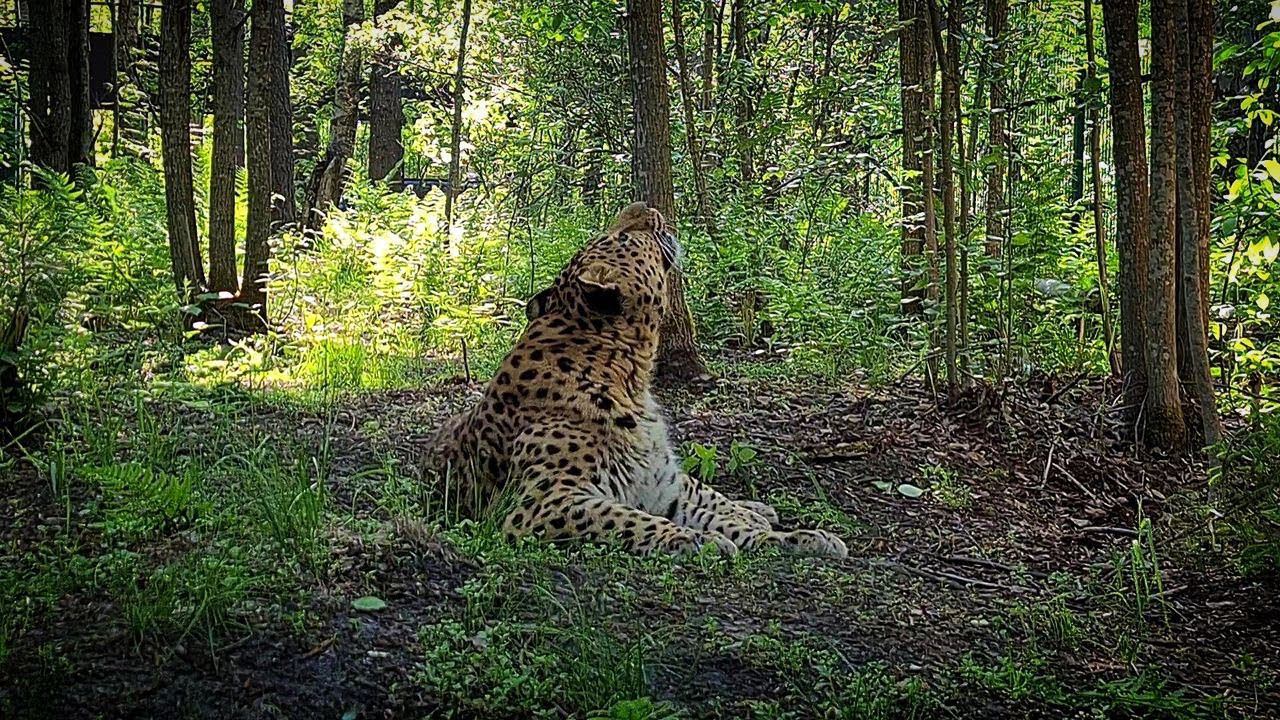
(2, 373, 1277, 719)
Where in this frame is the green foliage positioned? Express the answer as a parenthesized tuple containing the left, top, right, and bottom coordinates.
(1211, 411, 1280, 576)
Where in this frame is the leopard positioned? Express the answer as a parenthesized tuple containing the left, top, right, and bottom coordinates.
(428, 202, 848, 558)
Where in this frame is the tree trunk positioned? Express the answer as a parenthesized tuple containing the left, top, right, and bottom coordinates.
(303, 0, 365, 232)
(1102, 0, 1150, 417)
(368, 0, 404, 184)
(928, 0, 960, 388)
(1143, 0, 1185, 451)
(700, 0, 715, 112)
(898, 0, 930, 313)
(1069, 70, 1086, 230)
(27, 0, 73, 175)
(159, 0, 205, 297)
(626, 0, 708, 382)
(1174, 0, 1221, 447)
(983, 0, 1007, 257)
(268, 0, 296, 226)
(444, 0, 473, 229)
(672, 0, 716, 238)
(67, 0, 93, 168)
(209, 0, 246, 293)
(114, 0, 148, 155)
(729, 0, 755, 187)
(242, 0, 293, 325)
(1084, 0, 1117, 375)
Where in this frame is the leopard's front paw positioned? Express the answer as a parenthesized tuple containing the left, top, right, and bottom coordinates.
(779, 528, 848, 559)
(662, 528, 739, 556)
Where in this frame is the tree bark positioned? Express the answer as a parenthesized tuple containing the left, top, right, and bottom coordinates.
(67, 0, 93, 168)
(444, 0, 473, 229)
(113, 0, 148, 155)
(368, 0, 405, 184)
(27, 0, 73, 175)
(729, 0, 755, 187)
(1084, 0, 1117, 375)
(898, 0, 933, 313)
(304, 0, 365, 232)
(928, 0, 960, 388)
(268, 0, 297, 227)
(242, 0, 293, 325)
(626, 0, 708, 382)
(700, 0, 715, 112)
(1174, 0, 1221, 447)
(983, 0, 1007, 257)
(1102, 0, 1150, 417)
(209, 0, 246, 293)
(159, 0, 205, 297)
(1143, 0, 1186, 451)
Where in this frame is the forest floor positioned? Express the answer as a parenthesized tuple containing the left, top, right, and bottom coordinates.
(2, 365, 1277, 719)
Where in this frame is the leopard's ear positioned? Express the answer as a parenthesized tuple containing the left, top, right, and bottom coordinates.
(577, 264, 623, 317)
(525, 286, 555, 321)
(609, 201, 662, 234)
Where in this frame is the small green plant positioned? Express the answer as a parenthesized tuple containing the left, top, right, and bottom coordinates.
(919, 463, 971, 509)
(681, 441, 757, 482)
(766, 491, 862, 536)
(680, 442, 719, 481)
(253, 453, 329, 565)
(81, 462, 204, 541)
(726, 441, 758, 475)
(1008, 594, 1080, 649)
(1120, 501, 1169, 626)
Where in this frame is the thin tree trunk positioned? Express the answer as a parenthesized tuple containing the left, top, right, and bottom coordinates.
(114, 0, 147, 155)
(729, 0, 755, 186)
(1103, 0, 1150, 418)
(928, 0, 959, 388)
(209, 0, 246, 293)
(268, 0, 296, 227)
(368, 0, 404, 184)
(444, 0, 473, 229)
(1174, 0, 1221, 447)
(898, 0, 926, 314)
(242, 0, 292, 325)
(1143, 0, 1185, 451)
(159, 0, 205, 297)
(700, 0, 715, 111)
(1070, 70, 1086, 230)
(67, 0, 93, 168)
(626, 0, 708, 382)
(983, 0, 1007, 257)
(1084, 0, 1116, 375)
(303, 0, 365, 232)
(672, 0, 716, 238)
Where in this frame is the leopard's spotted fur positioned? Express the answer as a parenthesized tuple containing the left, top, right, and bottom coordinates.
(429, 203, 847, 557)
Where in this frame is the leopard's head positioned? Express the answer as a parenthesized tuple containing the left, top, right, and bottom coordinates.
(525, 202, 678, 335)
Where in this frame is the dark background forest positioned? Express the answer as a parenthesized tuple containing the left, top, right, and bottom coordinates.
(1, 0, 1279, 716)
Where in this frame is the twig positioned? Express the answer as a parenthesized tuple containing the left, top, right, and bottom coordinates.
(1042, 437, 1057, 487)
(943, 554, 1050, 579)
(1046, 372, 1087, 404)
(1078, 525, 1138, 537)
(1053, 459, 1098, 500)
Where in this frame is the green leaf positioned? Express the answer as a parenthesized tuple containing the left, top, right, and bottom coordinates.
(1263, 159, 1280, 182)
(896, 483, 925, 498)
(1258, 292, 1271, 311)
(352, 596, 386, 612)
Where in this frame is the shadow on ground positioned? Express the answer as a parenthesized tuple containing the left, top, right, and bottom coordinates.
(2, 373, 1277, 718)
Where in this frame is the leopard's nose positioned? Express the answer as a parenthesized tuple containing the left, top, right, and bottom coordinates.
(657, 228, 681, 268)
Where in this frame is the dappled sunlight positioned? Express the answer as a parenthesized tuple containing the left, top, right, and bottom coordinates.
(2, 0, 1278, 716)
